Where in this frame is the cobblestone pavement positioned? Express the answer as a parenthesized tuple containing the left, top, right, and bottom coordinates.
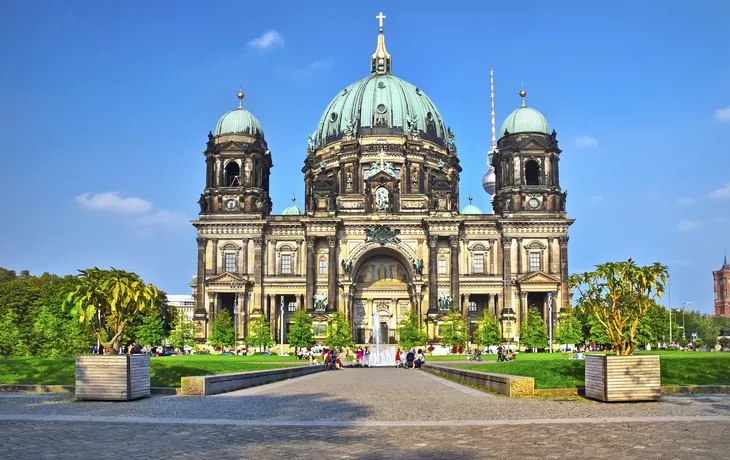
(0, 369, 728, 459)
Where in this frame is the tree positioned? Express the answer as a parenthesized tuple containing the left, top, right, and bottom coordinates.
(287, 310, 315, 350)
(696, 315, 721, 350)
(209, 310, 236, 349)
(135, 310, 166, 350)
(553, 310, 583, 348)
(0, 314, 20, 356)
(245, 315, 274, 351)
(439, 310, 468, 347)
(569, 259, 668, 356)
(398, 309, 428, 350)
(324, 311, 353, 349)
(168, 312, 196, 350)
(635, 301, 668, 347)
(521, 306, 549, 350)
(63, 268, 159, 354)
(473, 310, 501, 348)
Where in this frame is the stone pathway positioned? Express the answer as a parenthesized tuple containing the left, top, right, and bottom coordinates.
(0, 368, 728, 459)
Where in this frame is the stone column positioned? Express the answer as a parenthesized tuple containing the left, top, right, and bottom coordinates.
(216, 158, 223, 187)
(305, 236, 315, 310)
(501, 236, 512, 317)
(428, 236, 438, 313)
(547, 237, 554, 274)
(194, 237, 207, 338)
(559, 236, 570, 311)
(296, 294, 302, 311)
(491, 294, 497, 318)
(449, 236, 460, 311)
(208, 239, 218, 276)
(327, 236, 337, 311)
(516, 238, 523, 275)
(520, 292, 528, 326)
(241, 239, 249, 275)
(496, 238, 503, 275)
(253, 237, 264, 313)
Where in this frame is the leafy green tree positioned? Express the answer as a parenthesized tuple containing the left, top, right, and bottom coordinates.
(0, 314, 20, 356)
(63, 268, 160, 354)
(324, 311, 353, 349)
(635, 301, 668, 346)
(521, 306, 549, 350)
(473, 310, 501, 348)
(245, 315, 274, 351)
(439, 310, 468, 347)
(553, 310, 583, 348)
(569, 259, 668, 355)
(398, 309, 428, 350)
(0, 268, 17, 285)
(168, 312, 196, 350)
(135, 310, 166, 350)
(696, 315, 721, 349)
(287, 310, 315, 350)
(0, 277, 43, 355)
(209, 309, 236, 349)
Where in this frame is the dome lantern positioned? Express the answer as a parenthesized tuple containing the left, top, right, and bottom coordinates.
(371, 12, 392, 75)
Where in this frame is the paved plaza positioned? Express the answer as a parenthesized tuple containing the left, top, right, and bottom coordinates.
(1, 368, 729, 459)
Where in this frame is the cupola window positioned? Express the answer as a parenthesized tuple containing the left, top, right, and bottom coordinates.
(225, 161, 240, 187)
(525, 160, 540, 186)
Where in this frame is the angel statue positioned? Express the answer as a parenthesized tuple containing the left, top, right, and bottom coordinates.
(437, 293, 453, 311)
(313, 292, 328, 312)
(447, 127, 457, 153)
(344, 117, 357, 138)
(307, 133, 317, 154)
(406, 113, 419, 136)
(341, 258, 354, 277)
(411, 258, 424, 276)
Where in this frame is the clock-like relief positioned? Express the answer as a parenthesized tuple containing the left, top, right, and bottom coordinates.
(225, 199, 237, 210)
(528, 198, 540, 209)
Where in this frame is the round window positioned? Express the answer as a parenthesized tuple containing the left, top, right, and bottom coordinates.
(426, 112, 433, 121)
(376, 104, 387, 114)
(330, 112, 338, 122)
(377, 81, 386, 89)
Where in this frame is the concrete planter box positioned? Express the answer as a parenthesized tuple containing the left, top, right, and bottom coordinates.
(76, 354, 150, 401)
(585, 354, 660, 402)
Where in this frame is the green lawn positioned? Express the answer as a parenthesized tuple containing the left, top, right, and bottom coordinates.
(0, 355, 302, 388)
(456, 352, 730, 389)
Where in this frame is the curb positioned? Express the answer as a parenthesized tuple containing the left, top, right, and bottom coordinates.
(0, 384, 180, 395)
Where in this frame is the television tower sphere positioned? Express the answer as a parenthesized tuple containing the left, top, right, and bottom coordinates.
(482, 168, 496, 195)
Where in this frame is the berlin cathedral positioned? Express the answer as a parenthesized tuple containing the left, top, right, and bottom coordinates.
(191, 16, 573, 346)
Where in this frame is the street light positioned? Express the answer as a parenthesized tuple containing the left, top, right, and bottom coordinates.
(547, 292, 553, 353)
(681, 302, 692, 341)
(280, 295, 285, 355)
(500, 307, 516, 352)
(229, 280, 245, 355)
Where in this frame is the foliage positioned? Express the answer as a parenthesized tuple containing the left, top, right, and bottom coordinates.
(287, 310, 315, 349)
(635, 301, 669, 346)
(553, 309, 583, 346)
(245, 315, 274, 351)
(63, 267, 159, 353)
(135, 309, 166, 349)
(521, 306, 549, 350)
(472, 310, 501, 348)
(569, 259, 668, 355)
(695, 315, 721, 349)
(439, 310, 468, 347)
(324, 311, 353, 349)
(398, 309, 428, 349)
(209, 310, 236, 349)
(168, 312, 196, 350)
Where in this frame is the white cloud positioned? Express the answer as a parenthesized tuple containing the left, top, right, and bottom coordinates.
(709, 183, 730, 200)
(714, 106, 730, 123)
(76, 192, 152, 213)
(278, 59, 333, 79)
(575, 136, 599, 148)
(677, 220, 703, 232)
(248, 30, 283, 51)
(676, 197, 695, 205)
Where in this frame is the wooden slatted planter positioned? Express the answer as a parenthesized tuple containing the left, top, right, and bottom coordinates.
(585, 354, 660, 402)
(75, 355, 150, 401)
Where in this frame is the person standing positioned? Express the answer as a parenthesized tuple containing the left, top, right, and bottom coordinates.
(356, 346, 363, 364)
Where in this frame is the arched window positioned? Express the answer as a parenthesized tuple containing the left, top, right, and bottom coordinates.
(225, 161, 240, 187)
(525, 160, 540, 186)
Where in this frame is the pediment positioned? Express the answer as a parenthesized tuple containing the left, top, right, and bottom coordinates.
(517, 271, 560, 285)
(368, 169, 399, 183)
(205, 272, 247, 287)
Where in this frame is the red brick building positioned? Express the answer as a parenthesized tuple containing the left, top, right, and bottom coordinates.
(713, 256, 730, 318)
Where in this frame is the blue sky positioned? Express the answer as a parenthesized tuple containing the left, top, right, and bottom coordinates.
(0, 1, 728, 313)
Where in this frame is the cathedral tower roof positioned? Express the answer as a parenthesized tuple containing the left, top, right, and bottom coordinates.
(499, 89, 549, 138)
(215, 90, 265, 139)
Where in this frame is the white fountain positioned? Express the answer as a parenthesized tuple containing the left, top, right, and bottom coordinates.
(368, 311, 395, 367)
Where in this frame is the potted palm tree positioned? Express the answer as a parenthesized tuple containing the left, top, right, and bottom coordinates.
(569, 260, 668, 402)
(64, 268, 159, 401)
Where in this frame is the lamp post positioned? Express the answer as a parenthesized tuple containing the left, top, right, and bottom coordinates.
(280, 295, 285, 355)
(548, 292, 553, 353)
(681, 301, 691, 341)
(229, 280, 244, 355)
(500, 307, 516, 352)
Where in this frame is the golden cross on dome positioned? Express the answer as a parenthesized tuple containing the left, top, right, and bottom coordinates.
(376, 12, 386, 29)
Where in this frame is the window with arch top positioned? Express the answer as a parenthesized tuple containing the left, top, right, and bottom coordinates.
(525, 160, 540, 186)
(225, 161, 240, 187)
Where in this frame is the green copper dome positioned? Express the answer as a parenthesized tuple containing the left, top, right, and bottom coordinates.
(461, 197, 482, 215)
(499, 93, 549, 138)
(315, 74, 447, 148)
(215, 108, 264, 139)
(281, 198, 302, 215)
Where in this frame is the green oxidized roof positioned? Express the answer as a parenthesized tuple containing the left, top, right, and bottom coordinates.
(461, 203, 483, 215)
(281, 198, 302, 215)
(315, 74, 447, 148)
(215, 108, 265, 139)
(499, 106, 549, 138)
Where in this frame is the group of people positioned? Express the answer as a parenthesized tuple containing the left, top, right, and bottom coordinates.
(395, 348, 425, 369)
(308, 347, 345, 369)
(496, 345, 517, 362)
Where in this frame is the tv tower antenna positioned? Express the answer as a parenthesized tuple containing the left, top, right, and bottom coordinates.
(482, 66, 497, 196)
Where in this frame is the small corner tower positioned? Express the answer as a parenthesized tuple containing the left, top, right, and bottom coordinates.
(713, 256, 730, 318)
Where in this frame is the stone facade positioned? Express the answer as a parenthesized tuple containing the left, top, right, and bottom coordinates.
(190, 22, 573, 346)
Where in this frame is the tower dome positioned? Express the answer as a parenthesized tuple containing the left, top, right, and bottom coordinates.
(282, 197, 303, 215)
(461, 196, 483, 215)
(313, 27, 447, 149)
(499, 90, 548, 138)
(215, 90, 265, 139)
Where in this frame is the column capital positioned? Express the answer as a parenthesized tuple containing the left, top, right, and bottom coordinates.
(305, 236, 315, 247)
(428, 236, 439, 247)
(448, 235, 460, 247)
(197, 237, 207, 249)
(501, 236, 512, 246)
(558, 236, 569, 247)
(327, 235, 337, 247)
(252, 237, 264, 247)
